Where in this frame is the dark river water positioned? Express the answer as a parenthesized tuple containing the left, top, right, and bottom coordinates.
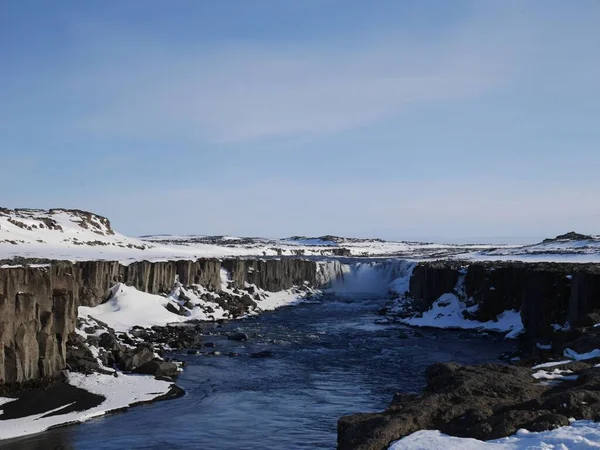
(2, 293, 515, 450)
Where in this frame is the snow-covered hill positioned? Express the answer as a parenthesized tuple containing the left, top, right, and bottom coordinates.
(472, 232, 600, 263)
(1, 208, 599, 263)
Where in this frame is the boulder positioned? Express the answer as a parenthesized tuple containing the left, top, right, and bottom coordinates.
(227, 332, 249, 342)
(116, 345, 155, 372)
(250, 350, 273, 358)
(134, 360, 179, 378)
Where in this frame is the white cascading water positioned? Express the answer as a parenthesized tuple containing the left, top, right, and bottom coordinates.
(326, 259, 416, 295)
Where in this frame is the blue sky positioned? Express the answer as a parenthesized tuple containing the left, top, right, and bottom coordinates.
(1, 1, 599, 243)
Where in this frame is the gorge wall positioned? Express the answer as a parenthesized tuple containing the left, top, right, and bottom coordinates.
(5, 256, 600, 387)
(405, 260, 600, 340)
(0, 258, 337, 386)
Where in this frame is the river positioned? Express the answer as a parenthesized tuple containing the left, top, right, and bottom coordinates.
(1, 292, 515, 450)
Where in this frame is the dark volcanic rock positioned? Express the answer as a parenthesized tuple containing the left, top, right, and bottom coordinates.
(227, 332, 249, 341)
(544, 232, 594, 242)
(134, 360, 179, 378)
(116, 345, 155, 372)
(66, 346, 100, 373)
(250, 350, 273, 358)
(338, 361, 600, 450)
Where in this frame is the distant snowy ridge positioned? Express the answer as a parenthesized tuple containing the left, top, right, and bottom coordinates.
(2, 207, 599, 263)
(0, 208, 501, 262)
(474, 231, 600, 263)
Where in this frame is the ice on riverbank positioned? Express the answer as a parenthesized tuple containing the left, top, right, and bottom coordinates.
(389, 420, 600, 449)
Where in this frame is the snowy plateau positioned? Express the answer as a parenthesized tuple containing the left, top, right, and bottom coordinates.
(2, 208, 600, 263)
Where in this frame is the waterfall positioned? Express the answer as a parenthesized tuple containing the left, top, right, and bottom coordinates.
(326, 259, 416, 295)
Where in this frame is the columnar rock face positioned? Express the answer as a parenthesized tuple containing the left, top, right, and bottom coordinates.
(0, 266, 76, 384)
(221, 258, 318, 292)
(74, 259, 222, 307)
(406, 261, 600, 340)
(408, 262, 461, 312)
(0, 257, 327, 385)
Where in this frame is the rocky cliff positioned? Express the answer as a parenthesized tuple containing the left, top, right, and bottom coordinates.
(0, 257, 339, 386)
(0, 266, 76, 385)
(222, 258, 319, 292)
(404, 261, 600, 341)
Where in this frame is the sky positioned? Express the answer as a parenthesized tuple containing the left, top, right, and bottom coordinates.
(1, 1, 599, 243)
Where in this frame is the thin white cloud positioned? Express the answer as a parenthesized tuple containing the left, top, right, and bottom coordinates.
(37, 2, 595, 145)
(66, 10, 527, 143)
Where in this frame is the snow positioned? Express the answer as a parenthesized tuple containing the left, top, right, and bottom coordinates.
(252, 290, 308, 310)
(78, 281, 315, 332)
(531, 369, 578, 381)
(3, 209, 600, 264)
(0, 372, 173, 441)
(564, 348, 600, 361)
(397, 293, 523, 338)
(463, 236, 600, 263)
(0, 208, 505, 262)
(79, 283, 184, 332)
(531, 360, 572, 369)
(389, 421, 600, 449)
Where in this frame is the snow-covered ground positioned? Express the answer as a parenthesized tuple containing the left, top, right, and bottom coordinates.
(0, 208, 502, 262)
(469, 233, 600, 263)
(79, 281, 316, 332)
(0, 372, 174, 441)
(2, 208, 599, 263)
(389, 420, 600, 449)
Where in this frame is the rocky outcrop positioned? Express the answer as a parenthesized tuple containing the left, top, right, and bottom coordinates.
(338, 360, 600, 450)
(0, 257, 339, 386)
